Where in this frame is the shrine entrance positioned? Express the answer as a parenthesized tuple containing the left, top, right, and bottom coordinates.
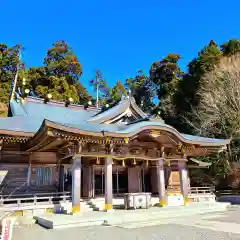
(141, 168, 152, 193)
(93, 166, 128, 196)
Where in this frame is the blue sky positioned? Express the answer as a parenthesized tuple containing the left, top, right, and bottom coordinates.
(1, 0, 240, 96)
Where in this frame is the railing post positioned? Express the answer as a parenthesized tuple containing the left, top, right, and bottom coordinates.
(17, 199, 21, 207)
(49, 197, 53, 204)
(34, 196, 37, 205)
(0, 197, 4, 206)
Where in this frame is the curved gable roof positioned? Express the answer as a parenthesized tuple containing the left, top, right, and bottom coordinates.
(41, 119, 230, 147)
(88, 97, 148, 123)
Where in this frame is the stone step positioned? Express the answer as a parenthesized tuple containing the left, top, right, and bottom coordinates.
(34, 202, 230, 230)
(105, 202, 230, 226)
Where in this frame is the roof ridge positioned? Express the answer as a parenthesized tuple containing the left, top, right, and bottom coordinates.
(26, 97, 100, 112)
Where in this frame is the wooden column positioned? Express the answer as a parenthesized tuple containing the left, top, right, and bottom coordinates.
(157, 158, 166, 207)
(27, 155, 32, 187)
(104, 156, 113, 211)
(58, 165, 65, 192)
(128, 166, 141, 193)
(178, 161, 189, 205)
(71, 157, 81, 213)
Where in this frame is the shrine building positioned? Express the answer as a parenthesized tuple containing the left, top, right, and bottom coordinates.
(0, 94, 230, 212)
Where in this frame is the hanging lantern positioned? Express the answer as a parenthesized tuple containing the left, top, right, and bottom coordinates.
(122, 160, 125, 167)
(133, 158, 136, 165)
(96, 157, 100, 165)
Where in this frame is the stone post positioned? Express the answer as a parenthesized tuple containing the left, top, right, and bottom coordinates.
(71, 157, 81, 213)
(104, 156, 113, 211)
(157, 158, 166, 207)
(178, 161, 189, 205)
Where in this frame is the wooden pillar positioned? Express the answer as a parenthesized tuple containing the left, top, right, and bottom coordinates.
(157, 159, 166, 207)
(104, 156, 113, 211)
(27, 155, 32, 187)
(128, 166, 141, 193)
(58, 165, 65, 192)
(27, 164, 32, 187)
(71, 157, 81, 213)
(178, 161, 189, 205)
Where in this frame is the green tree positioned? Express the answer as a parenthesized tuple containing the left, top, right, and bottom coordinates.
(0, 43, 24, 116)
(173, 41, 223, 133)
(221, 39, 240, 56)
(44, 40, 82, 84)
(126, 70, 155, 112)
(190, 54, 240, 187)
(89, 70, 111, 107)
(26, 40, 89, 104)
(149, 54, 183, 125)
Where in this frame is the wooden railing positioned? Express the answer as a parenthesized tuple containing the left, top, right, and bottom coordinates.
(189, 186, 215, 194)
(215, 189, 240, 196)
(0, 191, 71, 206)
(0, 186, 216, 207)
(167, 186, 215, 195)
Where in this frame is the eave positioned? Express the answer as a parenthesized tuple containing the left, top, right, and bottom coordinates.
(21, 119, 230, 157)
(0, 130, 33, 147)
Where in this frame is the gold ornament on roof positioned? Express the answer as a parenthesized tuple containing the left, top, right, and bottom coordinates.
(47, 93, 52, 99)
(24, 89, 30, 94)
(176, 142, 184, 154)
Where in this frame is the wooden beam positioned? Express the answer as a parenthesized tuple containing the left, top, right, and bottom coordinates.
(38, 138, 63, 151)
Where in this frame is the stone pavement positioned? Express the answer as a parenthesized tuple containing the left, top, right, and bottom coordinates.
(12, 206, 240, 240)
(33, 202, 230, 229)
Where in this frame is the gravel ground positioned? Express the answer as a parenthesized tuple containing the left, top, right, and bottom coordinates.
(12, 207, 240, 240)
(12, 224, 240, 240)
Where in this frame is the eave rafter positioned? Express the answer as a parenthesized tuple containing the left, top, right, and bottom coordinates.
(51, 129, 128, 145)
(0, 135, 29, 144)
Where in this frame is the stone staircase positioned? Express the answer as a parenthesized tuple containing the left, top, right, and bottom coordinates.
(80, 200, 96, 212)
(0, 167, 28, 195)
(87, 198, 125, 211)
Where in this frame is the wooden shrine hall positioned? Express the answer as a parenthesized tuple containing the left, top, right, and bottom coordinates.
(0, 95, 230, 212)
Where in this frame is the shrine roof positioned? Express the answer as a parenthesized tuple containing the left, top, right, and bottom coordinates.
(88, 97, 148, 123)
(45, 119, 229, 146)
(0, 116, 38, 135)
(9, 97, 99, 121)
(0, 96, 231, 147)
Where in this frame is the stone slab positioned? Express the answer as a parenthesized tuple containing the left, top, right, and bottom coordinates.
(34, 202, 230, 229)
